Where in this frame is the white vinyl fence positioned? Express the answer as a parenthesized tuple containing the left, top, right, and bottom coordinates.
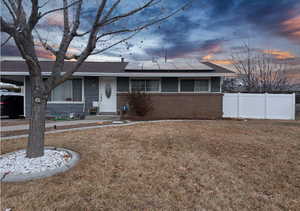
(223, 93, 295, 120)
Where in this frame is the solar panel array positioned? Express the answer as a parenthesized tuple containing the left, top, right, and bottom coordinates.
(125, 61, 213, 71)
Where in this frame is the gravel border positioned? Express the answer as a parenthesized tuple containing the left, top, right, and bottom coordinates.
(1, 147, 80, 182)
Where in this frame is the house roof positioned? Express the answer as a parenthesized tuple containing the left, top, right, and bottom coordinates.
(0, 60, 128, 73)
(0, 60, 234, 77)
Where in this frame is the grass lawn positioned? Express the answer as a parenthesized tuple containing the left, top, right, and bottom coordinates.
(1, 120, 300, 210)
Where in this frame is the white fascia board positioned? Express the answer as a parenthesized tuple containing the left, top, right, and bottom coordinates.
(0, 72, 228, 77)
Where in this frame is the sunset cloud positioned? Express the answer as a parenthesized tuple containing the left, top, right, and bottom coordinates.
(2, 0, 300, 64)
(209, 60, 234, 65)
(202, 54, 213, 60)
(200, 40, 223, 61)
(45, 12, 64, 27)
(262, 49, 296, 60)
(36, 49, 55, 60)
(281, 15, 300, 41)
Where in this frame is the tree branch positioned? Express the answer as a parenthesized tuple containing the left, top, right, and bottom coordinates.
(51, 0, 193, 88)
(38, 0, 50, 9)
(70, 0, 83, 35)
(100, 0, 122, 22)
(28, 0, 40, 31)
(62, 0, 70, 34)
(34, 29, 57, 55)
(1, 35, 12, 47)
(2, 0, 17, 23)
(38, 0, 81, 19)
(15, 0, 27, 28)
(0, 17, 15, 34)
(100, 0, 156, 26)
(92, 30, 139, 55)
(97, 1, 192, 41)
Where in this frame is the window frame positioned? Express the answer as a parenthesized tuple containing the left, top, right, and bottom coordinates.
(210, 77, 222, 93)
(161, 77, 180, 93)
(48, 77, 85, 104)
(116, 77, 130, 93)
(179, 78, 212, 93)
(120, 77, 222, 94)
(129, 78, 161, 93)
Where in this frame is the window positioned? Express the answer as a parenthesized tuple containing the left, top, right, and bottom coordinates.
(180, 79, 194, 92)
(195, 80, 209, 92)
(131, 79, 160, 92)
(50, 79, 83, 102)
(211, 77, 221, 92)
(146, 80, 160, 92)
(117, 77, 129, 92)
(161, 78, 178, 92)
(180, 79, 210, 92)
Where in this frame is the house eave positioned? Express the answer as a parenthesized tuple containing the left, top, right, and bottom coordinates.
(0, 72, 230, 77)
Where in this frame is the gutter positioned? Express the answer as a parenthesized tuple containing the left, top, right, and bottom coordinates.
(0, 72, 230, 77)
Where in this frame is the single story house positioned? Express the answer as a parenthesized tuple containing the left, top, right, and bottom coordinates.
(0, 60, 234, 119)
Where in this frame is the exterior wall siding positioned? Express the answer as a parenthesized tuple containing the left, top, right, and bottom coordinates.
(25, 76, 91, 117)
(117, 93, 223, 120)
(24, 75, 222, 118)
(46, 103, 84, 116)
(84, 76, 99, 114)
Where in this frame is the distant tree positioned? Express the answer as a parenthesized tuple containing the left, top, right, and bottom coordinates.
(1, 0, 192, 158)
(231, 44, 290, 93)
(222, 77, 244, 93)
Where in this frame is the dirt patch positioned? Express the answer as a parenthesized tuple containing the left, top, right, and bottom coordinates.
(1, 120, 300, 210)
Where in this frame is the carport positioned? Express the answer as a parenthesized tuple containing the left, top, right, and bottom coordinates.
(0, 75, 25, 117)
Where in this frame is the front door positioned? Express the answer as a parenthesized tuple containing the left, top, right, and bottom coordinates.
(99, 77, 117, 113)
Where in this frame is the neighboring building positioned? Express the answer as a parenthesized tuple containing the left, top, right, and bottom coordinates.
(0, 60, 233, 119)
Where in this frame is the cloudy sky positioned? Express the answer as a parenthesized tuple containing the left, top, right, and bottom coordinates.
(1, 0, 300, 71)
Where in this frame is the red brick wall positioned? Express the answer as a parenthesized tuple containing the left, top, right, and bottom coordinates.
(117, 93, 223, 120)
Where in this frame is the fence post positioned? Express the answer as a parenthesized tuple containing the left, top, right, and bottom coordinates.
(264, 93, 268, 119)
(292, 93, 296, 120)
(237, 93, 240, 118)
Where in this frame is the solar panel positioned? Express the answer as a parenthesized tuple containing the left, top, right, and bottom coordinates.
(125, 61, 213, 71)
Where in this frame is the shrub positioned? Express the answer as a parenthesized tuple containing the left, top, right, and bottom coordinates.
(127, 92, 153, 116)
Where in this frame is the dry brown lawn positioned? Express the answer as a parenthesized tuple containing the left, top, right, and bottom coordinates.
(1, 120, 300, 210)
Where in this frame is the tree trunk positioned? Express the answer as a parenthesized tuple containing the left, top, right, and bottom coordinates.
(26, 81, 48, 158)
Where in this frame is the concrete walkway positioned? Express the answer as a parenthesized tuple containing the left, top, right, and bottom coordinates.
(1, 120, 107, 132)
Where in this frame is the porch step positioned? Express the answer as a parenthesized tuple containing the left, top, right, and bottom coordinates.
(85, 115, 120, 121)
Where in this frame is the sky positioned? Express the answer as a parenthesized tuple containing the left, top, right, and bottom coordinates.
(1, 0, 300, 76)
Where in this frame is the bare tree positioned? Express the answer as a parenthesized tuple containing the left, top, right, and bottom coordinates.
(1, 0, 192, 158)
(231, 44, 290, 93)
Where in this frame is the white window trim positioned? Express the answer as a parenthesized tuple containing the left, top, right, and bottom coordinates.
(220, 77, 223, 93)
(129, 78, 161, 93)
(48, 77, 84, 104)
